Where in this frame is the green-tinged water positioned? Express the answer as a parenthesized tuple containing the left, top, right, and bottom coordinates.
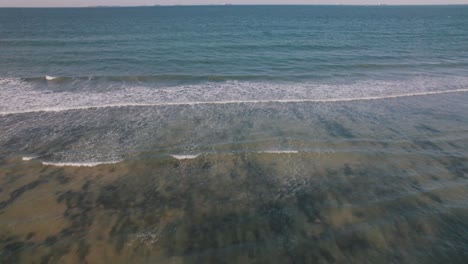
(0, 5, 467, 264)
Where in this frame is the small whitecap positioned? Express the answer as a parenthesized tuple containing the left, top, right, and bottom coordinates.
(41, 160, 122, 167)
(171, 154, 200, 160)
(258, 150, 299, 154)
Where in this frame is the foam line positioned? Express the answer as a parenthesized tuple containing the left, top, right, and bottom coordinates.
(41, 160, 122, 167)
(258, 150, 300, 154)
(1, 88, 467, 116)
(171, 155, 200, 160)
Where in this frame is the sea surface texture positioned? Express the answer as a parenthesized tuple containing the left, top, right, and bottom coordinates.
(0, 6, 467, 263)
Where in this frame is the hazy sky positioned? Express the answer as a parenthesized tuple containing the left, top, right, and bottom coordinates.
(1, 0, 468, 7)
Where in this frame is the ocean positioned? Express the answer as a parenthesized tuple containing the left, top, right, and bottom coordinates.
(0, 5, 467, 263)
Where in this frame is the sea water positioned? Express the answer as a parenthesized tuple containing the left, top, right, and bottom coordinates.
(0, 5, 467, 263)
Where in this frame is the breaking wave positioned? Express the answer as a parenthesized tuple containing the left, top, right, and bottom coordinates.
(1, 76, 468, 115)
(41, 160, 122, 167)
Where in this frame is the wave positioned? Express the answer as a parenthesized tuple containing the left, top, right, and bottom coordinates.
(258, 150, 299, 154)
(20, 70, 468, 85)
(24, 74, 278, 83)
(38, 151, 302, 166)
(25, 146, 465, 167)
(1, 77, 468, 116)
(45, 75, 58, 81)
(1, 88, 467, 116)
(41, 160, 122, 167)
(171, 154, 200, 160)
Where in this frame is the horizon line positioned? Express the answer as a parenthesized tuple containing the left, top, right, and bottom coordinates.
(1, 4, 468, 8)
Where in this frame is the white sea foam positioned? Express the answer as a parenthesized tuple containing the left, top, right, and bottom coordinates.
(45, 75, 57, 81)
(22, 156, 36, 161)
(171, 154, 200, 160)
(38, 152, 298, 166)
(1, 77, 468, 116)
(41, 160, 122, 167)
(1, 88, 468, 116)
(258, 150, 300, 154)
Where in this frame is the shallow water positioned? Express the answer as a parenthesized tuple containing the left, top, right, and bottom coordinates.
(1, 5, 468, 264)
(1, 92, 467, 263)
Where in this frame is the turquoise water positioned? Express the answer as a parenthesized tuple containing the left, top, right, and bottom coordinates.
(0, 6, 468, 263)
